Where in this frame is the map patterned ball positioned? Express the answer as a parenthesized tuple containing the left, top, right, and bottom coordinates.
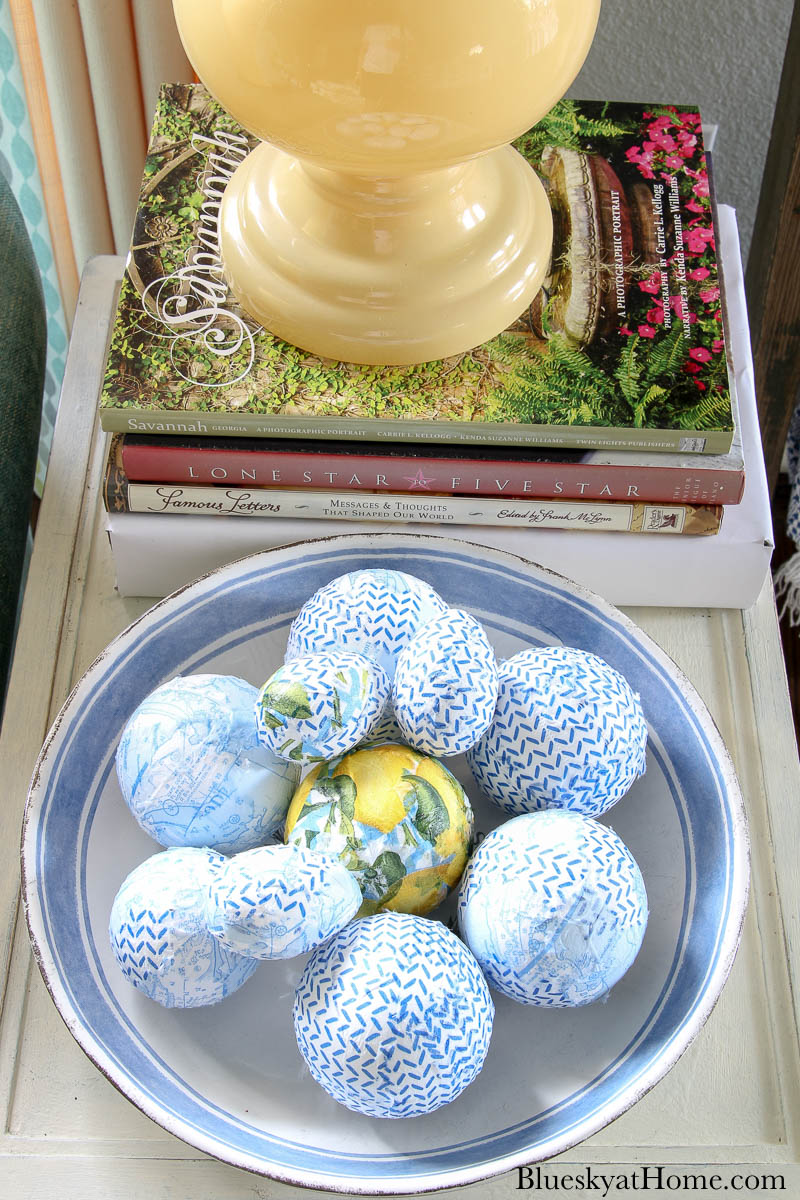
(293, 911, 494, 1117)
(254, 650, 390, 763)
(458, 811, 649, 1007)
(285, 568, 449, 680)
(393, 608, 499, 756)
(284, 742, 473, 916)
(108, 847, 259, 1008)
(466, 646, 648, 817)
(205, 843, 361, 959)
(115, 674, 298, 853)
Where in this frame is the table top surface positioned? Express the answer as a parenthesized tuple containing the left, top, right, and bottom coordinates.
(2, 256, 800, 1198)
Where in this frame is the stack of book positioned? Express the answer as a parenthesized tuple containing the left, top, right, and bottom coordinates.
(99, 85, 771, 606)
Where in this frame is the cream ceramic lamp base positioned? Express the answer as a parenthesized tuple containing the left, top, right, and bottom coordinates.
(220, 143, 553, 364)
(173, 0, 601, 365)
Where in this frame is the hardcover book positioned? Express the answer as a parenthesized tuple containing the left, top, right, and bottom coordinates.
(114, 417, 745, 504)
(98, 84, 735, 454)
(103, 205, 775, 605)
(102, 439, 722, 535)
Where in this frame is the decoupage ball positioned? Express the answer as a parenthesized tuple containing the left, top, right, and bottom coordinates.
(285, 568, 449, 680)
(205, 843, 361, 959)
(392, 608, 499, 756)
(466, 646, 648, 817)
(254, 650, 390, 763)
(458, 810, 648, 1007)
(284, 742, 473, 916)
(293, 911, 494, 1117)
(115, 674, 298, 853)
(108, 847, 258, 1008)
(364, 706, 406, 744)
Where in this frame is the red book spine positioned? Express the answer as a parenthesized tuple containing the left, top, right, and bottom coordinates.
(120, 441, 745, 505)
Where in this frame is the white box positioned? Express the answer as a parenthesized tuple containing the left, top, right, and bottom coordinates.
(106, 206, 774, 608)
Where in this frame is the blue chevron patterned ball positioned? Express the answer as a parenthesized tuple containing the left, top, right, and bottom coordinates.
(285, 569, 449, 680)
(115, 674, 298, 853)
(458, 811, 648, 1007)
(466, 647, 648, 817)
(205, 844, 361, 959)
(254, 650, 390, 763)
(108, 848, 259, 1008)
(293, 911, 494, 1117)
(392, 608, 499, 756)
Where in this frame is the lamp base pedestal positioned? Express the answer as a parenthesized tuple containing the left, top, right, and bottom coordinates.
(219, 141, 553, 365)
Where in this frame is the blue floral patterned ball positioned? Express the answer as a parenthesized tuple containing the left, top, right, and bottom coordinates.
(466, 646, 648, 817)
(458, 811, 648, 1007)
(254, 650, 390, 762)
(392, 608, 498, 756)
(116, 674, 298, 853)
(108, 848, 258, 1008)
(285, 568, 449, 680)
(205, 843, 361, 959)
(294, 911, 494, 1117)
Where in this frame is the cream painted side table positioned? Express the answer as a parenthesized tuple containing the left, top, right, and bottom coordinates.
(1, 256, 799, 1197)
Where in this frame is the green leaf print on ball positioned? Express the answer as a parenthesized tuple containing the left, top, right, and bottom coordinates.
(261, 680, 314, 722)
(405, 773, 451, 842)
(364, 850, 407, 908)
(285, 743, 473, 917)
(300, 775, 358, 820)
(289, 765, 455, 912)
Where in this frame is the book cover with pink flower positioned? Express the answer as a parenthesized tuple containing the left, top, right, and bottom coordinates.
(99, 85, 735, 454)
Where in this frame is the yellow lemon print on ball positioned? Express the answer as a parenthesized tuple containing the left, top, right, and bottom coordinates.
(284, 743, 473, 916)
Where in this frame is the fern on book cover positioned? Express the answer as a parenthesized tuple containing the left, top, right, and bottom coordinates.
(98, 84, 735, 453)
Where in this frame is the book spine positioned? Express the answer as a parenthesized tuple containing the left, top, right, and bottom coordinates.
(103, 478, 722, 536)
(98, 407, 735, 455)
(119, 438, 743, 504)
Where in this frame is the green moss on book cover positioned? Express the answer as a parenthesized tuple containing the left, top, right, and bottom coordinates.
(100, 84, 733, 447)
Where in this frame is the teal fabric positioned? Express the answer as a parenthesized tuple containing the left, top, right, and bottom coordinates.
(0, 168, 45, 709)
(0, 0, 67, 495)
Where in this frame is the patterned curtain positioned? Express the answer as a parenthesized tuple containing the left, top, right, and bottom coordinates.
(0, 0, 67, 493)
(1, 0, 192, 490)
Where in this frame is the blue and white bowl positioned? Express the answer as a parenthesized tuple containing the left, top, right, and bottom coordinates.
(22, 534, 748, 1194)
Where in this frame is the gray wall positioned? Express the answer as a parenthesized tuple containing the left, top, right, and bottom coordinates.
(570, 0, 794, 265)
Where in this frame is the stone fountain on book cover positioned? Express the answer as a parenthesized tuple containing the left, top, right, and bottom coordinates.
(171, 0, 612, 367)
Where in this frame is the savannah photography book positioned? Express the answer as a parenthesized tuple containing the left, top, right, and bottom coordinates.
(103, 437, 723, 535)
(98, 84, 735, 454)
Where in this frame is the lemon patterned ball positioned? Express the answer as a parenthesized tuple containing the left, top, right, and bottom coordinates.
(285, 743, 473, 916)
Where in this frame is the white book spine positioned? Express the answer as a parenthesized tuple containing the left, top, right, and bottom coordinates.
(118, 483, 719, 534)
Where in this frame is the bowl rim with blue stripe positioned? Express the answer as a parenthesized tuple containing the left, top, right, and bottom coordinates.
(21, 533, 749, 1194)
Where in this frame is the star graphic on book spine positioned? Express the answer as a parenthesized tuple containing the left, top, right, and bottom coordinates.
(403, 468, 437, 490)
